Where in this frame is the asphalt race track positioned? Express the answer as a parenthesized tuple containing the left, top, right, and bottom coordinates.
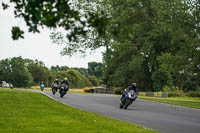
(43, 92, 200, 133)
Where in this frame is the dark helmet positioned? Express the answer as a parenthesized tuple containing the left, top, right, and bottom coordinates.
(132, 83, 136, 87)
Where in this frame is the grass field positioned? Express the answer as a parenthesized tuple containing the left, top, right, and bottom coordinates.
(0, 88, 158, 133)
(139, 96, 200, 109)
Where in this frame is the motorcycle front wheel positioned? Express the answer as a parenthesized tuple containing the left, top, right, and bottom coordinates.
(124, 99, 131, 109)
(52, 88, 57, 95)
(60, 89, 65, 98)
(120, 103, 123, 109)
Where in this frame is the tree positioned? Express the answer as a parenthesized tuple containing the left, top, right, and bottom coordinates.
(1, 0, 110, 56)
(53, 69, 92, 88)
(25, 59, 50, 84)
(51, 65, 69, 71)
(73, 67, 88, 77)
(2, 0, 84, 39)
(102, 0, 200, 91)
(88, 62, 103, 79)
(87, 76, 100, 86)
(2, 0, 200, 91)
(0, 57, 33, 87)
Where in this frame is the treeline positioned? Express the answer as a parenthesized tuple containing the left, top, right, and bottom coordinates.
(0, 57, 103, 88)
(2, 0, 200, 92)
(101, 0, 200, 92)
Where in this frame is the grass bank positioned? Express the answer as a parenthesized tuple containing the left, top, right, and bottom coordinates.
(139, 96, 200, 109)
(0, 88, 158, 133)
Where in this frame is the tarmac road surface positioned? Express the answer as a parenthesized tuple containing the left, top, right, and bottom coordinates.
(43, 92, 200, 133)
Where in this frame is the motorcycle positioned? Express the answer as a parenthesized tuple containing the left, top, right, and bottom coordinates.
(120, 90, 137, 109)
(9, 83, 13, 89)
(59, 83, 68, 98)
(52, 83, 59, 95)
(40, 84, 45, 91)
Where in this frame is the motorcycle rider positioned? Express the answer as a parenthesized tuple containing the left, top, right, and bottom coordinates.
(40, 81, 45, 91)
(51, 78, 59, 87)
(120, 83, 138, 103)
(51, 78, 59, 95)
(40, 81, 44, 85)
(60, 77, 69, 91)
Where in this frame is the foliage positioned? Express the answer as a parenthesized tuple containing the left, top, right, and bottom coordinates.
(103, 42, 152, 90)
(0, 57, 33, 87)
(152, 71, 173, 92)
(53, 69, 92, 88)
(102, 0, 200, 92)
(66, 69, 92, 88)
(1, 0, 110, 56)
(0, 56, 102, 88)
(168, 91, 185, 97)
(2, 0, 85, 40)
(87, 76, 100, 86)
(88, 62, 103, 79)
(162, 86, 171, 92)
(73, 67, 88, 77)
(186, 91, 200, 97)
(2, 0, 200, 92)
(11, 26, 24, 40)
(183, 79, 199, 92)
(51, 65, 69, 71)
(25, 59, 50, 85)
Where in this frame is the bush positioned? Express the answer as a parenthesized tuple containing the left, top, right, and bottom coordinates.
(186, 91, 200, 97)
(113, 88, 123, 95)
(171, 86, 180, 91)
(183, 80, 198, 91)
(87, 76, 100, 86)
(162, 86, 171, 92)
(55, 69, 93, 88)
(168, 91, 185, 97)
(162, 86, 180, 92)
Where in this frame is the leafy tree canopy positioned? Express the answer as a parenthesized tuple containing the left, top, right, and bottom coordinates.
(0, 57, 34, 87)
(1, 0, 109, 56)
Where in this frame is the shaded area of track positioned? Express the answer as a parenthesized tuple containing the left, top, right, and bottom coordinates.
(44, 92, 200, 133)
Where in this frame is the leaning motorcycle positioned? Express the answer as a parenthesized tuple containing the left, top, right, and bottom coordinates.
(52, 83, 59, 95)
(120, 90, 136, 109)
(59, 83, 68, 98)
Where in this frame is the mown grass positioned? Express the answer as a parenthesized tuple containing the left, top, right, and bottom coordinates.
(139, 96, 200, 109)
(0, 88, 158, 133)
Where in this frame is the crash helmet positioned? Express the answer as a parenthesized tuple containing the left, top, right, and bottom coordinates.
(132, 83, 137, 87)
(64, 77, 68, 80)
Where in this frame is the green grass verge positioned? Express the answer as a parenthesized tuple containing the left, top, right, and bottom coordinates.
(0, 88, 158, 133)
(139, 96, 200, 109)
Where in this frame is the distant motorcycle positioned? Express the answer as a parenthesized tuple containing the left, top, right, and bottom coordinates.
(40, 84, 45, 91)
(120, 90, 137, 109)
(52, 83, 59, 95)
(59, 83, 68, 98)
(9, 83, 13, 89)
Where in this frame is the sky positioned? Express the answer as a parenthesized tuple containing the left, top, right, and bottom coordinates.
(0, 6, 104, 68)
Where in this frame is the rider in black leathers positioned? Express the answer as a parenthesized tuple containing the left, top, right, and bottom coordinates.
(60, 77, 69, 90)
(121, 83, 138, 103)
(51, 79, 59, 87)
